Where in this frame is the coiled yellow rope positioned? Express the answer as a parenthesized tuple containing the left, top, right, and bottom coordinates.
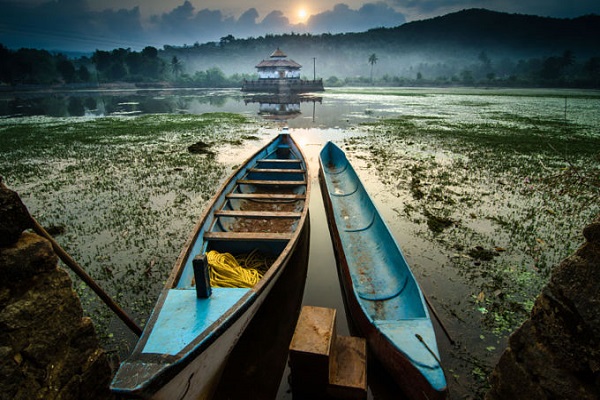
(206, 249, 269, 288)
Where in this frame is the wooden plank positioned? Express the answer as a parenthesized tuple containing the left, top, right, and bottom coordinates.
(249, 168, 305, 174)
(328, 336, 367, 400)
(257, 159, 301, 164)
(289, 306, 337, 395)
(203, 231, 292, 241)
(226, 193, 306, 200)
(237, 179, 306, 186)
(214, 210, 302, 218)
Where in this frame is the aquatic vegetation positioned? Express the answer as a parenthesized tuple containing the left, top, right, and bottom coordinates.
(2, 89, 598, 398)
(349, 96, 600, 397)
(0, 112, 263, 353)
(358, 111, 599, 328)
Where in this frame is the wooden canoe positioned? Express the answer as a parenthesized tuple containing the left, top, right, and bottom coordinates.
(111, 132, 310, 399)
(318, 141, 447, 400)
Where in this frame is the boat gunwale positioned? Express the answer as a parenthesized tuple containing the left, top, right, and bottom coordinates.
(318, 141, 447, 399)
(112, 133, 311, 396)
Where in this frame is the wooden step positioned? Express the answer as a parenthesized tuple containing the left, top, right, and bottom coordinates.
(214, 210, 301, 219)
(289, 306, 337, 394)
(203, 231, 292, 241)
(226, 193, 306, 200)
(328, 336, 367, 400)
(289, 306, 367, 400)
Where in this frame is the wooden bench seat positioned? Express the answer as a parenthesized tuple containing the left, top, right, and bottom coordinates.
(248, 168, 305, 174)
(256, 159, 301, 164)
(203, 231, 293, 241)
(237, 179, 306, 186)
(214, 210, 302, 219)
(225, 193, 306, 200)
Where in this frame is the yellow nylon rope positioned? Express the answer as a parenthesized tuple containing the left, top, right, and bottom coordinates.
(206, 250, 264, 288)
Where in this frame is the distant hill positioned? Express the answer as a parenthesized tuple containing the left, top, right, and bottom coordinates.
(161, 8, 600, 81)
(376, 8, 600, 57)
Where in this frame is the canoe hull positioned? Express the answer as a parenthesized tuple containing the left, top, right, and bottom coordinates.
(111, 133, 310, 399)
(150, 223, 307, 400)
(319, 141, 447, 400)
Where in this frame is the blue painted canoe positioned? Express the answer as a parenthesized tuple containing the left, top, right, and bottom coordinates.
(111, 132, 310, 399)
(319, 141, 447, 400)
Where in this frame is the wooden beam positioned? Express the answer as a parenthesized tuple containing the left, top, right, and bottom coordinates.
(257, 159, 301, 164)
(226, 193, 306, 200)
(249, 168, 305, 174)
(204, 231, 293, 241)
(215, 210, 302, 218)
(237, 179, 306, 186)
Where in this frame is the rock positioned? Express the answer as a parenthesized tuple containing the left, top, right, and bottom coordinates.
(0, 183, 33, 247)
(0, 232, 114, 400)
(188, 140, 215, 156)
(486, 215, 600, 400)
(0, 232, 57, 282)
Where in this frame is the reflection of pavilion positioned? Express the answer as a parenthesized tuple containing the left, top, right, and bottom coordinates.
(244, 94, 322, 121)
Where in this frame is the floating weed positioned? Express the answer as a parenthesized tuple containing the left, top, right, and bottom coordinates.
(0, 112, 262, 355)
(353, 105, 600, 341)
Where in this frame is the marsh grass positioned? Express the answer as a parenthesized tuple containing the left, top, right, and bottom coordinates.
(0, 113, 262, 353)
(354, 109, 599, 396)
(359, 112, 599, 327)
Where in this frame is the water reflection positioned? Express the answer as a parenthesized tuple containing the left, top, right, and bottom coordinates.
(244, 94, 322, 123)
(0, 88, 243, 118)
(1, 88, 381, 129)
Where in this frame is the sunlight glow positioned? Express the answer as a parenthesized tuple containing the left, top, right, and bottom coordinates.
(297, 8, 308, 23)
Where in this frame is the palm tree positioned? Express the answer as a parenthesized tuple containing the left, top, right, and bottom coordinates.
(170, 56, 183, 79)
(368, 53, 378, 84)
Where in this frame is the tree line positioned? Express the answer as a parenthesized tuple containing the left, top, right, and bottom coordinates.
(1, 23, 600, 90)
(0, 44, 252, 87)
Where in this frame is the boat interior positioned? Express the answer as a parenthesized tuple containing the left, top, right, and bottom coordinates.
(179, 136, 308, 291)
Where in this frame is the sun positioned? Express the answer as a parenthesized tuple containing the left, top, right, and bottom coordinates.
(297, 8, 309, 23)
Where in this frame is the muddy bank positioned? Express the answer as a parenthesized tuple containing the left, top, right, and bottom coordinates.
(0, 184, 113, 400)
(486, 215, 600, 399)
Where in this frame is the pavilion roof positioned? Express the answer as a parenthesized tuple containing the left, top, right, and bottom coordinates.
(255, 48, 302, 69)
(255, 59, 302, 68)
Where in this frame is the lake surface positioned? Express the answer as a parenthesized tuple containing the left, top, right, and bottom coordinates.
(2, 86, 599, 399)
(4, 86, 598, 130)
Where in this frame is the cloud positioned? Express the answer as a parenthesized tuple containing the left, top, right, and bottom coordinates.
(307, 2, 406, 33)
(142, 2, 407, 47)
(0, 1, 405, 51)
(237, 8, 259, 29)
(0, 0, 148, 50)
(260, 10, 291, 33)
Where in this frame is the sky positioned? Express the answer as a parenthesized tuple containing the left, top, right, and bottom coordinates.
(1, 0, 599, 52)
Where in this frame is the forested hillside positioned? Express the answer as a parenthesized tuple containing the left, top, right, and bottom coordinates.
(2, 9, 599, 88)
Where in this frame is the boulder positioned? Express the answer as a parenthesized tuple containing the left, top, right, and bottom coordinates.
(0, 232, 114, 400)
(486, 216, 600, 399)
(0, 181, 33, 247)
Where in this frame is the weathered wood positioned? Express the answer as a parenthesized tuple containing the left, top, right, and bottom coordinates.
(214, 210, 302, 219)
(226, 193, 306, 200)
(249, 168, 305, 174)
(111, 132, 311, 400)
(289, 306, 336, 394)
(237, 179, 306, 186)
(256, 159, 302, 164)
(203, 231, 293, 241)
(328, 336, 367, 400)
(319, 141, 447, 399)
(192, 254, 211, 299)
(31, 214, 143, 337)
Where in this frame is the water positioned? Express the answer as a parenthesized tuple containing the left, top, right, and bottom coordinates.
(3, 87, 599, 133)
(2, 86, 599, 399)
